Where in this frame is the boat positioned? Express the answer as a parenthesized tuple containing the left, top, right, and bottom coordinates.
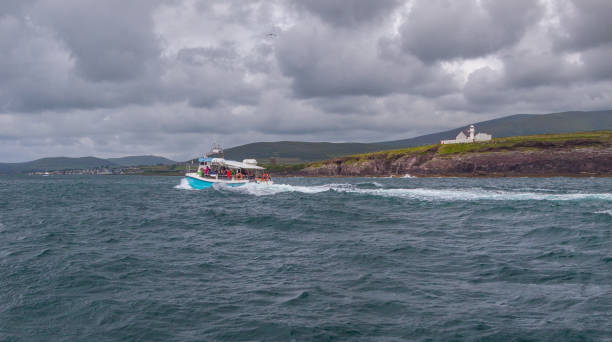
(183, 143, 272, 189)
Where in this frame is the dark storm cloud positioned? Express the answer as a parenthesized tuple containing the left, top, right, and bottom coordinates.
(291, 0, 401, 27)
(400, 0, 543, 62)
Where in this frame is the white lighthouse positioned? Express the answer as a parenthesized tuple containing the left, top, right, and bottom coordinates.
(440, 124, 492, 144)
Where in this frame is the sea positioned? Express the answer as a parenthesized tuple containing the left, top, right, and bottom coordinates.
(1, 175, 611, 341)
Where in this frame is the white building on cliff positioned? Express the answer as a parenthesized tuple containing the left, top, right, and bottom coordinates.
(440, 125, 492, 144)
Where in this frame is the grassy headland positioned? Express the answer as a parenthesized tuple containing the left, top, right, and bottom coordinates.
(313, 131, 612, 164)
(295, 131, 612, 177)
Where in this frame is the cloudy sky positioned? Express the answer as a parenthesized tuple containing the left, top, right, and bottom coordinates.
(1, 0, 611, 162)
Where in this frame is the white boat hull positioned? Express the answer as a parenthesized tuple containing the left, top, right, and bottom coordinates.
(184, 173, 272, 190)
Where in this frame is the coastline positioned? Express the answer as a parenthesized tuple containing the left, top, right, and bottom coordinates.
(289, 132, 612, 179)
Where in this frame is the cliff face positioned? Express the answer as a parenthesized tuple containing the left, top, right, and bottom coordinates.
(299, 144, 612, 177)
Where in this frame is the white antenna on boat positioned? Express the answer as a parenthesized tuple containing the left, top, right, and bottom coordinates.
(207, 135, 224, 158)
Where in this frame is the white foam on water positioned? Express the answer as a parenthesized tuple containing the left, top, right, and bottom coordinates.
(178, 179, 612, 202)
(221, 182, 347, 196)
(402, 174, 415, 178)
(595, 210, 612, 216)
(174, 178, 195, 190)
(356, 181, 384, 188)
(343, 187, 612, 201)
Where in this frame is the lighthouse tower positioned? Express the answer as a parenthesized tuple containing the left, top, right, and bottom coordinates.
(469, 125, 475, 141)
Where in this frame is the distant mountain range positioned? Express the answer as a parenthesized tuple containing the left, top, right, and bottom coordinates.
(2, 110, 611, 173)
(106, 155, 176, 167)
(377, 110, 612, 149)
(0, 155, 175, 174)
(223, 142, 385, 164)
(224, 110, 612, 162)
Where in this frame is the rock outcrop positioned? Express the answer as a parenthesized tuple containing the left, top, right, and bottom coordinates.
(298, 144, 612, 177)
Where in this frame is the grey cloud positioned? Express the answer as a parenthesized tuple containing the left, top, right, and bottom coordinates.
(501, 51, 580, 88)
(33, 0, 162, 82)
(166, 44, 262, 108)
(0, 1, 164, 112)
(291, 0, 401, 27)
(275, 24, 456, 99)
(400, 0, 543, 62)
(555, 0, 612, 51)
(461, 45, 612, 101)
(462, 65, 612, 114)
(581, 46, 612, 81)
(0, 1, 269, 112)
(0, 0, 37, 14)
(177, 44, 239, 68)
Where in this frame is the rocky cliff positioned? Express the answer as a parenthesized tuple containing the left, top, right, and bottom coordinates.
(297, 132, 612, 177)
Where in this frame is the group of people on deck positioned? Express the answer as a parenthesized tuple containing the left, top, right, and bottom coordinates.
(216, 168, 247, 180)
(198, 163, 269, 182)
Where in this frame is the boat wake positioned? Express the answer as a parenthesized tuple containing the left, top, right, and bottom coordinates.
(200, 181, 612, 202)
(217, 182, 347, 196)
(174, 178, 195, 190)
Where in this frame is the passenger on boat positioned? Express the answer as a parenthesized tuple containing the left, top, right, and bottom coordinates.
(226, 170, 232, 179)
(204, 166, 210, 176)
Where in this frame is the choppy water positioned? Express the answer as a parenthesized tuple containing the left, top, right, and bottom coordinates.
(1, 175, 612, 341)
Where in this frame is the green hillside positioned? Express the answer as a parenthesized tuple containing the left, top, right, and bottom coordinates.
(107, 155, 175, 166)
